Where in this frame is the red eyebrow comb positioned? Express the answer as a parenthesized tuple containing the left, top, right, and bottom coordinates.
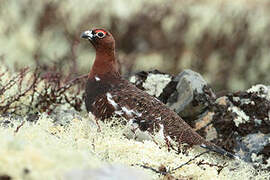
(94, 29, 107, 34)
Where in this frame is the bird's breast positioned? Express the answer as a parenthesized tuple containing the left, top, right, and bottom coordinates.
(85, 78, 112, 113)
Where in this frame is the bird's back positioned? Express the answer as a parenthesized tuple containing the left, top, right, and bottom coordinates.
(86, 76, 207, 146)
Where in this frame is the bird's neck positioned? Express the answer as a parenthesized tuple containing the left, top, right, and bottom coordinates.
(89, 49, 120, 79)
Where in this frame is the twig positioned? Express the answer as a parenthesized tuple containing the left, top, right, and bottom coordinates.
(136, 150, 210, 175)
(14, 121, 25, 133)
(58, 74, 88, 94)
(197, 160, 227, 174)
(137, 164, 167, 175)
(170, 150, 210, 172)
(0, 67, 29, 96)
(1, 70, 38, 113)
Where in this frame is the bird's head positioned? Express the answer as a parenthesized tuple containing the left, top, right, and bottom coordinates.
(81, 28, 115, 51)
(81, 28, 120, 78)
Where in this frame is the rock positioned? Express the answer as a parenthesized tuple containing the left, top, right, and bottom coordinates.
(130, 69, 270, 169)
(235, 132, 270, 163)
(129, 69, 216, 121)
(166, 69, 216, 120)
(194, 112, 218, 141)
(64, 164, 151, 180)
(129, 70, 173, 99)
(211, 84, 270, 169)
(130, 70, 270, 169)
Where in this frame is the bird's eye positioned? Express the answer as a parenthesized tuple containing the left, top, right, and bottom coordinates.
(96, 32, 105, 38)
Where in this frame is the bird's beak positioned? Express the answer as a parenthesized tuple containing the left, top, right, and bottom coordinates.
(80, 30, 95, 40)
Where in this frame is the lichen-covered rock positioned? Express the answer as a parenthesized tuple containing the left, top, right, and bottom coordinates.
(129, 69, 216, 121)
(129, 70, 173, 99)
(130, 70, 270, 169)
(211, 84, 270, 169)
(235, 132, 270, 163)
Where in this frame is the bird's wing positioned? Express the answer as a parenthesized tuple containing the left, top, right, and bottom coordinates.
(90, 78, 236, 158)
(107, 79, 205, 145)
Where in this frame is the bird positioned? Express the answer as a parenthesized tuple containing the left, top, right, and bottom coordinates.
(81, 28, 236, 159)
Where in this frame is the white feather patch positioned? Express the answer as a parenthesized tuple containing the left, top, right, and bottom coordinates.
(106, 93, 118, 109)
(95, 76, 100, 81)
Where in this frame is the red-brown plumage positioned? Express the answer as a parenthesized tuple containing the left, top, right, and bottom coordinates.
(81, 28, 236, 158)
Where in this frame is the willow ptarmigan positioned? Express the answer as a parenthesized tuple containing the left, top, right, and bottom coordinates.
(81, 28, 236, 159)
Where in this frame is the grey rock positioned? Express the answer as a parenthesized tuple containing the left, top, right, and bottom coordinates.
(166, 69, 215, 119)
(129, 69, 215, 120)
(64, 164, 151, 180)
(234, 132, 270, 162)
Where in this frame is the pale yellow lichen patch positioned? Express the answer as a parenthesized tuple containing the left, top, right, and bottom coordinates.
(143, 74, 172, 97)
(0, 113, 269, 179)
(0, 115, 102, 180)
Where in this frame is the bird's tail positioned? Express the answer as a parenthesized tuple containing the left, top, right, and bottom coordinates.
(200, 143, 239, 159)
